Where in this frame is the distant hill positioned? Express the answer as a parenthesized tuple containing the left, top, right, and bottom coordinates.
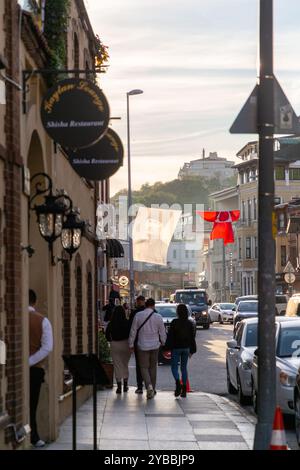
(112, 175, 236, 208)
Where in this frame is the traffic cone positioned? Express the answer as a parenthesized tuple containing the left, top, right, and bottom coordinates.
(270, 407, 288, 450)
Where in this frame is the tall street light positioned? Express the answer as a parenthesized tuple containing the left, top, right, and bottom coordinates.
(127, 89, 143, 308)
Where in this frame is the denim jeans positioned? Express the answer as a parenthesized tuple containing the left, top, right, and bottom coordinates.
(171, 348, 190, 384)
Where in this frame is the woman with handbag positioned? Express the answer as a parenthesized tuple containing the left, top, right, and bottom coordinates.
(105, 305, 131, 394)
(165, 303, 197, 398)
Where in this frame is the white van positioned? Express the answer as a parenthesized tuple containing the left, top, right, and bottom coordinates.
(285, 294, 300, 317)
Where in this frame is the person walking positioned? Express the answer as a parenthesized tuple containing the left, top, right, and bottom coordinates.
(29, 289, 53, 447)
(129, 298, 166, 399)
(129, 295, 146, 394)
(105, 305, 131, 394)
(165, 303, 197, 398)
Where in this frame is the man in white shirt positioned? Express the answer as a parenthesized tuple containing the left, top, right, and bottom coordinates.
(129, 298, 166, 399)
(29, 289, 53, 447)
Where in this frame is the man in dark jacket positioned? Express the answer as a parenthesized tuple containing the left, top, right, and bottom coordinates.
(129, 295, 146, 393)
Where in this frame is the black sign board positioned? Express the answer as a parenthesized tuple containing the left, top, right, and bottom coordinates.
(41, 78, 110, 149)
(68, 127, 124, 181)
(62, 353, 109, 386)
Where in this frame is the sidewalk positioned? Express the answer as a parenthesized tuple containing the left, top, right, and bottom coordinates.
(43, 388, 255, 451)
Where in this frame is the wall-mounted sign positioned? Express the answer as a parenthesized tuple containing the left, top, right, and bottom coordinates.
(41, 78, 110, 149)
(67, 128, 124, 181)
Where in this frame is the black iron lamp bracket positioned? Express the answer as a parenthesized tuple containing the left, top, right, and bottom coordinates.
(22, 67, 108, 114)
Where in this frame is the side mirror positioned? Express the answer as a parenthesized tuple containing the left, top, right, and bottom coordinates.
(227, 339, 239, 349)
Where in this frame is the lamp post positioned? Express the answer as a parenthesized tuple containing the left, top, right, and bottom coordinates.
(126, 89, 143, 308)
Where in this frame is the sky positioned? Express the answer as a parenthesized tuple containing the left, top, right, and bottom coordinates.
(85, 0, 300, 196)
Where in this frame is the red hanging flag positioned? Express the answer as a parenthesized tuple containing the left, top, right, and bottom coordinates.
(197, 210, 240, 245)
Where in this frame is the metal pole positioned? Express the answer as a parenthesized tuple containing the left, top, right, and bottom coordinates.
(253, 0, 276, 450)
(93, 369, 97, 451)
(72, 378, 77, 451)
(222, 241, 226, 301)
(127, 93, 135, 309)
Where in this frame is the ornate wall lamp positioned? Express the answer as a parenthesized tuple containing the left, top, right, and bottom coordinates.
(29, 173, 85, 265)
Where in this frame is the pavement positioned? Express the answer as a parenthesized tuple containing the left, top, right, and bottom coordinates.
(41, 388, 256, 451)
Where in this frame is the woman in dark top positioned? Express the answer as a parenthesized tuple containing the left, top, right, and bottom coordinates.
(165, 304, 197, 397)
(105, 306, 131, 393)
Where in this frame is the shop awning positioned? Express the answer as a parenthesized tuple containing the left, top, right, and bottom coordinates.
(106, 239, 124, 258)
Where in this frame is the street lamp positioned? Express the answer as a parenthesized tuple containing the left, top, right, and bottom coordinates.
(61, 209, 85, 260)
(126, 89, 143, 308)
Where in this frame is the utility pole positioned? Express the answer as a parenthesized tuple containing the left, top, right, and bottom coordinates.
(253, 0, 276, 450)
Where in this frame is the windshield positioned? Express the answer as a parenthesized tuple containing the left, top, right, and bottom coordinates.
(175, 292, 207, 305)
(277, 327, 300, 358)
(220, 303, 235, 310)
(155, 306, 177, 319)
(238, 301, 258, 312)
(245, 323, 258, 347)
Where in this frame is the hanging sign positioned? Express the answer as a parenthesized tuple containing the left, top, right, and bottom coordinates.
(41, 78, 110, 149)
(68, 128, 124, 181)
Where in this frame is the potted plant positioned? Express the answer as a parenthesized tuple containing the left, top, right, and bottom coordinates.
(98, 329, 114, 388)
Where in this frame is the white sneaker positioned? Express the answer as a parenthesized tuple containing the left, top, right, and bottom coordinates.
(32, 439, 46, 448)
(147, 388, 154, 399)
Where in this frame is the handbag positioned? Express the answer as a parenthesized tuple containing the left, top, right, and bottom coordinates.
(134, 310, 154, 348)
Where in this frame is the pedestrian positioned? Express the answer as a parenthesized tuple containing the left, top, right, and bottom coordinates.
(129, 295, 146, 394)
(165, 303, 197, 398)
(29, 289, 53, 447)
(105, 305, 131, 394)
(103, 299, 115, 322)
(129, 298, 166, 399)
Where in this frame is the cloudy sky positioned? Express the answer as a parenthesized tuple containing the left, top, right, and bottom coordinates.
(85, 0, 300, 195)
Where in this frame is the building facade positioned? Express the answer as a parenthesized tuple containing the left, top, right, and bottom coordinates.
(0, 1, 110, 449)
(178, 151, 235, 183)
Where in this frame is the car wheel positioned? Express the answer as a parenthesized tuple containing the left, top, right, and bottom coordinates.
(295, 392, 300, 447)
(226, 364, 237, 395)
(218, 314, 223, 325)
(237, 372, 252, 405)
(252, 378, 257, 414)
(203, 323, 210, 329)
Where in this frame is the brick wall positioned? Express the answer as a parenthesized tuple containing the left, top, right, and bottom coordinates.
(4, 0, 23, 438)
(75, 255, 83, 354)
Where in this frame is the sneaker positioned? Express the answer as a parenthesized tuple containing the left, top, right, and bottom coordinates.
(146, 388, 154, 399)
(135, 388, 143, 394)
(32, 439, 46, 448)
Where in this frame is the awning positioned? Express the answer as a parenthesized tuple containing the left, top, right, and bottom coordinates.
(105, 239, 124, 258)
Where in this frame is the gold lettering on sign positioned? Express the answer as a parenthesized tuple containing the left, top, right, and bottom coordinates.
(44, 84, 75, 113)
(78, 81, 105, 112)
(109, 135, 119, 152)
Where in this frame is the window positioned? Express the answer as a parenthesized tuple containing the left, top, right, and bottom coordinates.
(238, 238, 242, 259)
(185, 251, 189, 259)
(275, 166, 285, 180)
(253, 197, 257, 220)
(74, 33, 79, 77)
(278, 213, 286, 230)
(191, 250, 195, 258)
(76, 266, 83, 354)
(289, 168, 300, 180)
(280, 246, 287, 267)
(87, 272, 93, 354)
(247, 200, 251, 223)
(246, 237, 251, 259)
(254, 237, 258, 259)
(173, 249, 177, 259)
(242, 201, 246, 222)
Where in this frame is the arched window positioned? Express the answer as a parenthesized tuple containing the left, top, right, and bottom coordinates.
(87, 271, 93, 354)
(76, 266, 83, 353)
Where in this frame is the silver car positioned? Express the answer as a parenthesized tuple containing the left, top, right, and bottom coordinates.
(252, 317, 300, 415)
(226, 318, 258, 405)
(209, 303, 235, 324)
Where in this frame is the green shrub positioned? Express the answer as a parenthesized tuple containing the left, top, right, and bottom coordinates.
(98, 330, 112, 363)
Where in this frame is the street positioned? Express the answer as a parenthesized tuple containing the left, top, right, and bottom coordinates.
(128, 323, 299, 450)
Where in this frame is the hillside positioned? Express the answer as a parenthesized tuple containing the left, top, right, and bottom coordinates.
(112, 175, 236, 208)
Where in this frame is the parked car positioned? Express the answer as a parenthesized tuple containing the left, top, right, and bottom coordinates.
(226, 318, 258, 404)
(275, 294, 288, 316)
(209, 303, 236, 324)
(233, 300, 258, 330)
(294, 367, 300, 446)
(235, 295, 258, 306)
(285, 293, 300, 318)
(252, 317, 300, 415)
(155, 303, 196, 364)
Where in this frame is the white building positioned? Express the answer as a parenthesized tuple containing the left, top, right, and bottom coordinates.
(178, 151, 235, 182)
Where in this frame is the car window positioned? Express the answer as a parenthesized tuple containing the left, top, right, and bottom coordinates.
(220, 303, 235, 310)
(277, 327, 300, 357)
(245, 323, 258, 347)
(235, 323, 244, 346)
(155, 307, 177, 318)
(238, 301, 258, 312)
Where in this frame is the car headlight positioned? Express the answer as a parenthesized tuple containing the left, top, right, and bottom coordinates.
(279, 371, 296, 387)
(202, 311, 208, 316)
(241, 360, 252, 370)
